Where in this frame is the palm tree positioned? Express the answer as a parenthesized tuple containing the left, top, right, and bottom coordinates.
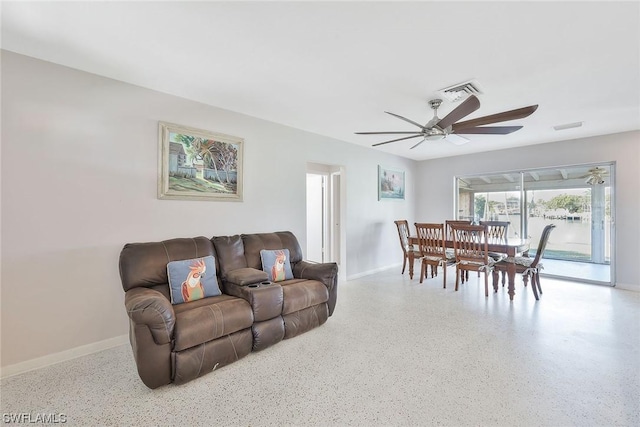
(175, 134, 238, 184)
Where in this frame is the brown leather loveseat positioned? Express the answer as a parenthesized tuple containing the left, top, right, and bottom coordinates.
(119, 231, 338, 389)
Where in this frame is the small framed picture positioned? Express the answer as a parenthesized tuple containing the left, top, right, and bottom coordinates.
(158, 122, 243, 201)
(378, 165, 405, 200)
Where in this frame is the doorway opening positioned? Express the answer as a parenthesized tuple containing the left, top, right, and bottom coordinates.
(306, 163, 346, 279)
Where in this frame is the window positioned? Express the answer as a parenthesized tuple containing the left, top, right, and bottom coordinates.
(455, 163, 614, 284)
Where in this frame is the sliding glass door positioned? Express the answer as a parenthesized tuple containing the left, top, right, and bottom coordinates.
(455, 163, 614, 285)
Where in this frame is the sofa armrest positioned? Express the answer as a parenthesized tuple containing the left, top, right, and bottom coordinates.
(124, 287, 175, 345)
(224, 282, 283, 322)
(293, 261, 339, 316)
(293, 261, 338, 288)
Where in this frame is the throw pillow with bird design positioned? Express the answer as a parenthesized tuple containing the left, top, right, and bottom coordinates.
(167, 256, 221, 304)
(260, 249, 294, 282)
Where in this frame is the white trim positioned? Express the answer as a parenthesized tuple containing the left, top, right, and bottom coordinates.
(614, 283, 640, 292)
(347, 264, 402, 281)
(1, 334, 128, 379)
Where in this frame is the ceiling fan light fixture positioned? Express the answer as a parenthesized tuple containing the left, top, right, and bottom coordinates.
(585, 173, 605, 185)
(584, 167, 607, 185)
(423, 128, 446, 141)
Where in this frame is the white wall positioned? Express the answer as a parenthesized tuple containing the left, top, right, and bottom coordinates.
(416, 131, 640, 290)
(0, 51, 417, 367)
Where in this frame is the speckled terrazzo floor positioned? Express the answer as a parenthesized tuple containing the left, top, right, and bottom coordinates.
(1, 269, 639, 427)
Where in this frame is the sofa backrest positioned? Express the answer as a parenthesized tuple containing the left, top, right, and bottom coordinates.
(119, 232, 303, 293)
(119, 236, 218, 292)
(211, 231, 303, 280)
(241, 231, 303, 270)
(211, 235, 248, 280)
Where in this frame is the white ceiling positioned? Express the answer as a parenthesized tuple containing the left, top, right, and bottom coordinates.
(2, 1, 639, 161)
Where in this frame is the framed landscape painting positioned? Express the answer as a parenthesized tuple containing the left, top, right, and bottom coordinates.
(158, 122, 243, 201)
(378, 165, 405, 200)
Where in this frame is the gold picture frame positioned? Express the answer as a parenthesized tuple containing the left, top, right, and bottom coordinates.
(158, 122, 243, 201)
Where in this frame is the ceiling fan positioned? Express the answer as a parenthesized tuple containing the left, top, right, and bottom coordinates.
(356, 95, 538, 149)
(581, 167, 609, 185)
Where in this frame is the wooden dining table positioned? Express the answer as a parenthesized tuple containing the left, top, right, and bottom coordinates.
(408, 236, 530, 301)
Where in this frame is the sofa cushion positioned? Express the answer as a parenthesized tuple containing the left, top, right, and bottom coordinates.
(280, 279, 329, 315)
(173, 294, 253, 351)
(167, 256, 221, 304)
(260, 249, 294, 282)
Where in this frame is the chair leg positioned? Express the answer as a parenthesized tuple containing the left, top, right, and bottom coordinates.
(442, 264, 447, 289)
(419, 261, 425, 284)
(455, 267, 460, 291)
(530, 273, 539, 300)
(484, 271, 489, 297)
(523, 274, 529, 287)
(501, 271, 506, 287)
(492, 271, 499, 292)
(401, 254, 407, 274)
(536, 273, 543, 295)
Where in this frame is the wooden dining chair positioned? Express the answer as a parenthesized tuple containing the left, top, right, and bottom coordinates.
(492, 224, 556, 300)
(394, 220, 421, 279)
(450, 223, 477, 284)
(445, 219, 472, 240)
(480, 220, 510, 284)
(414, 223, 456, 288)
(445, 219, 472, 280)
(480, 220, 510, 241)
(450, 223, 495, 297)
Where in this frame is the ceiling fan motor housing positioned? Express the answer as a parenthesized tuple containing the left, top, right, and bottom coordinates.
(429, 99, 443, 110)
(424, 127, 446, 140)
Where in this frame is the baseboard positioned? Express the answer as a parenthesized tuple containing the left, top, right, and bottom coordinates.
(0, 334, 129, 379)
(614, 282, 640, 292)
(347, 264, 400, 281)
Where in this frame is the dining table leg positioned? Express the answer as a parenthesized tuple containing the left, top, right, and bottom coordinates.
(505, 247, 517, 301)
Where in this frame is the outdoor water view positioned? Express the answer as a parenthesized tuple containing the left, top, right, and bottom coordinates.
(473, 188, 611, 263)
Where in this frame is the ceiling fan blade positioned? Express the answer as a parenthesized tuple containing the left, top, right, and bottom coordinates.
(355, 131, 423, 135)
(384, 111, 425, 129)
(580, 173, 609, 179)
(409, 138, 427, 150)
(452, 105, 538, 130)
(454, 126, 523, 135)
(371, 134, 425, 147)
(436, 95, 481, 130)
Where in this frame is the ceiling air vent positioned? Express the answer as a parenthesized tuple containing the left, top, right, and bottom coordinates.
(554, 121, 583, 131)
(438, 80, 483, 102)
